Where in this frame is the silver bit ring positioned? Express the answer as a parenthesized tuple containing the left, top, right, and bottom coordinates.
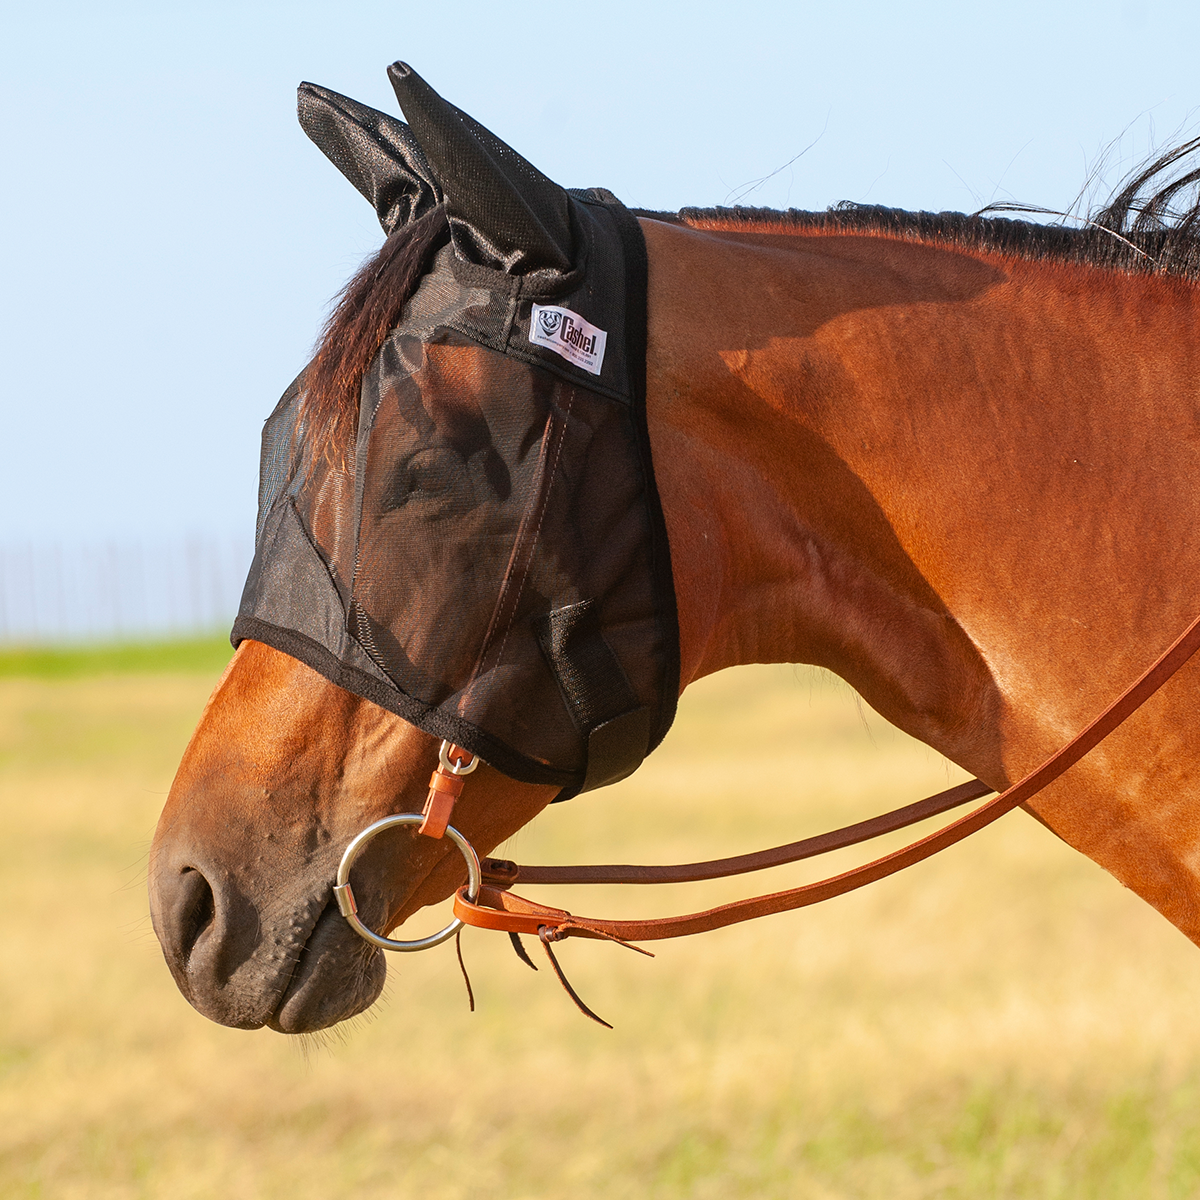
(333, 814, 481, 952)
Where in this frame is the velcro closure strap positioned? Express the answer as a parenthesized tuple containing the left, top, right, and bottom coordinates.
(535, 599, 651, 793)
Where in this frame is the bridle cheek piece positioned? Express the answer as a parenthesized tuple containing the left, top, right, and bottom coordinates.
(334, 604, 1200, 1026)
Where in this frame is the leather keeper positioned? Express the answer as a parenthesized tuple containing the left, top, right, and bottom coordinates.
(419, 769, 465, 838)
(427, 770, 465, 798)
(481, 857, 520, 886)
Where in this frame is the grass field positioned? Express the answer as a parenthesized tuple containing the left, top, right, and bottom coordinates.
(4, 641, 1200, 1197)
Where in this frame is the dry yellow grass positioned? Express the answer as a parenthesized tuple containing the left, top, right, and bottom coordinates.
(3, 656, 1200, 1197)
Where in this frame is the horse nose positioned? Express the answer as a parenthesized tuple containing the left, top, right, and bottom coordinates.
(149, 840, 388, 1032)
(158, 866, 217, 969)
(149, 854, 273, 1029)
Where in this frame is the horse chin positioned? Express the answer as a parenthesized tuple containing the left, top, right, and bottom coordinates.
(266, 900, 387, 1034)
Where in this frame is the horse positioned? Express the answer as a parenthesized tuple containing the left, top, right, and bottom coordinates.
(149, 63, 1200, 1034)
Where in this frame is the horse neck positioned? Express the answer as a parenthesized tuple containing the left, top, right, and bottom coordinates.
(641, 216, 1200, 789)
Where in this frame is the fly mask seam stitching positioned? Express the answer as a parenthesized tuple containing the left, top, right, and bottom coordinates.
(460, 390, 576, 712)
(484, 390, 576, 679)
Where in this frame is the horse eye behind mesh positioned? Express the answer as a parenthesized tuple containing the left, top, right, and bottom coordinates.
(388, 447, 458, 507)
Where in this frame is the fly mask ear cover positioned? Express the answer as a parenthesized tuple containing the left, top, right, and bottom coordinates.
(232, 65, 679, 798)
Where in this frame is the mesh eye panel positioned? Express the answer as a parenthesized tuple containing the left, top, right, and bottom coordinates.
(233, 194, 677, 795)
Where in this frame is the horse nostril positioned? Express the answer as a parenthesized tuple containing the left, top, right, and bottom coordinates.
(176, 867, 216, 961)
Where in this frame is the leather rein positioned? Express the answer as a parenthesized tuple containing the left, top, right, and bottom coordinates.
(337, 611, 1200, 1024)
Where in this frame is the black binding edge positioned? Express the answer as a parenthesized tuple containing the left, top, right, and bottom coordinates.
(605, 196, 681, 761)
(230, 614, 576, 789)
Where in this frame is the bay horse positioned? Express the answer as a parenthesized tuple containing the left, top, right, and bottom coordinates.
(150, 65, 1200, 1033)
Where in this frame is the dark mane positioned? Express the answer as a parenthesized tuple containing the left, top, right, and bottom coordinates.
(303, 206, 451, 468)
(678, 137, 1200, 281)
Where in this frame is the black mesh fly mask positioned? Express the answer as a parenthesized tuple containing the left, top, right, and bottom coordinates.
(233, 64, 678, 799)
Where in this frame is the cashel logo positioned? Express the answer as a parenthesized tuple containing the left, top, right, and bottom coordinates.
(530, 303, 607, 376)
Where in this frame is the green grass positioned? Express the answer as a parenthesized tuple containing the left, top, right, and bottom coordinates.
(4, 657, 1200, 1197)
(0, 634, 234, 679)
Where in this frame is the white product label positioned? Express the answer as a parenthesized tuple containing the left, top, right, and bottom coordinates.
(529, 303, 607, 376)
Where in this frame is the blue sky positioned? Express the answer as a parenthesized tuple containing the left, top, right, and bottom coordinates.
(2, 0, 1197, 542)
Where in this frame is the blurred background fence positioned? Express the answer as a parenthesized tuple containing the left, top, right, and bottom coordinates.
(0, 536, 253, 644)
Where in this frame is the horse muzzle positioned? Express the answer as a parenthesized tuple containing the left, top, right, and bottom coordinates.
(149, 836, 388, 1032)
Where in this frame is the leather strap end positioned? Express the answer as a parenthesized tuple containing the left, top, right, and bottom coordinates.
(419, 767, 467, 838)
(453, 885, 573, 935)
(419, 790, 454, 838)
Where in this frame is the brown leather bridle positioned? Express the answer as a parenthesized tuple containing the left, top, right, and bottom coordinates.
(344, 610, 1200, 1024)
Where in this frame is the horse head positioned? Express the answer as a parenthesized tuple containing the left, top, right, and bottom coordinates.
(149, 64, 680, 1032)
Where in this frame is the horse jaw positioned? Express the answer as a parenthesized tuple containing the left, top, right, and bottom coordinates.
(148, 640, 555, 1033)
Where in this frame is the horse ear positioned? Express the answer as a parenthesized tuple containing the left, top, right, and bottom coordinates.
(387, 62, 575, 275)
(297, 82, 442, 234)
